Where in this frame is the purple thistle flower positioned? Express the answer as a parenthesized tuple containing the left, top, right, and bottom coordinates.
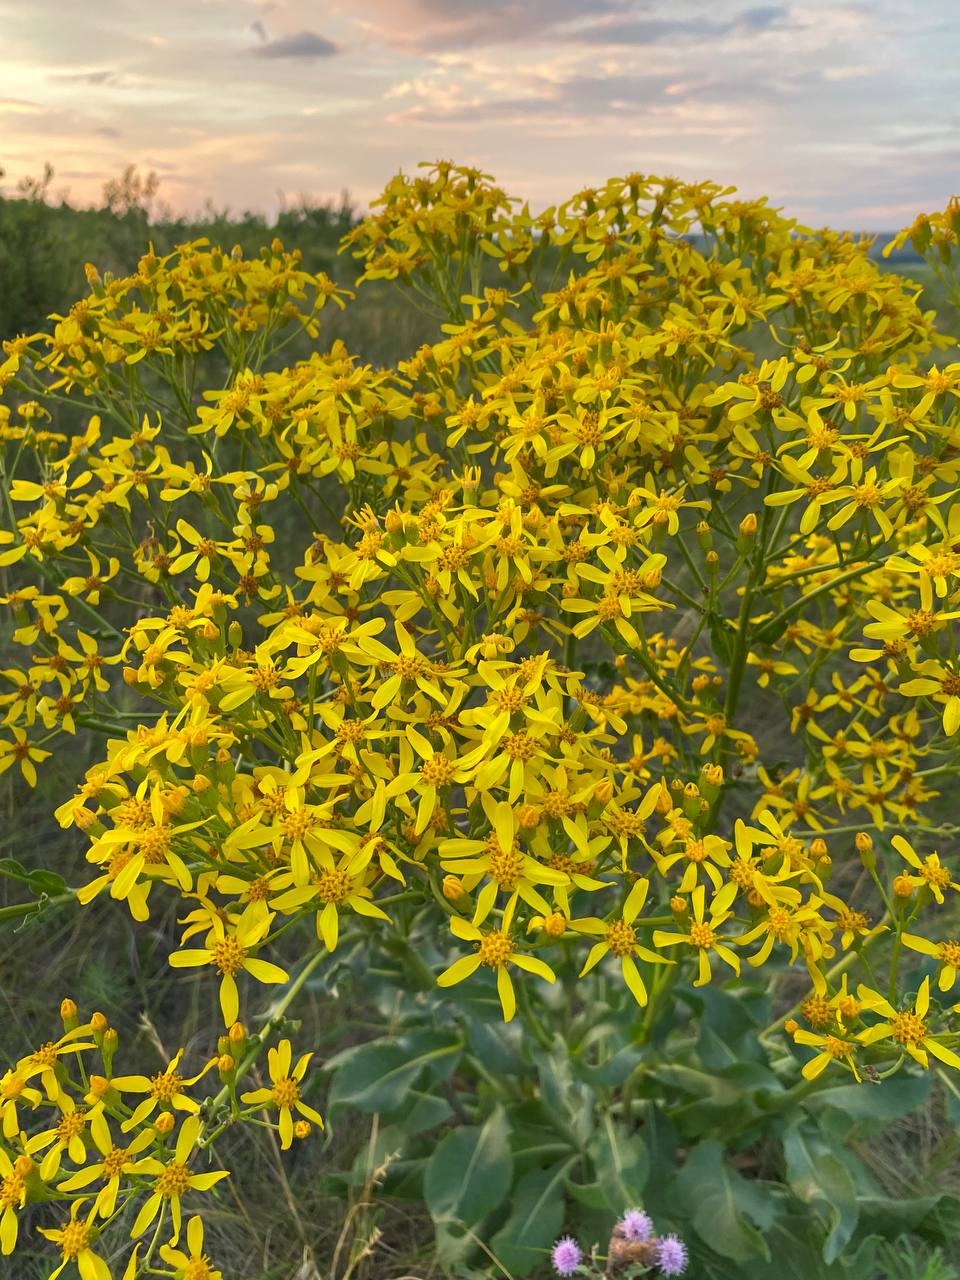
(620, 1207, 653, 1243)
(551, 1235, 582, 1276)
(655, 1233, 688, 1276)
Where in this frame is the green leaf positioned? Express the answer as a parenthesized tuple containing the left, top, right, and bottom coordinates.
(818, 1072, 931, 1138)
(0, 857, 67, 898)
(783, 1121, 859, 1264)
(325, 1029, 461, 1114)
(489, 1159, 576, 1275)
(424, 1105, 514, 1234)
(588, 1113, 649, 1211)
(675, 1140, 773, 1262)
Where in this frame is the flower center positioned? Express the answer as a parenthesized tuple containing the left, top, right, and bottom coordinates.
(271, 1077, 300, 1108)
(477, 930, 513, 968)
(157, 1162, 192, 1197)
(211, 937, 246, 976)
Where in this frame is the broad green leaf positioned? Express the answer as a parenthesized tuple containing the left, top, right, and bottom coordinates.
(588, 1113, 649, 1211)
(325, 1029, 461, 1114)
(783, 1121, 859, 1264)
(489, 1159, 576, 1275)
(675, 1140, 773, 1262)
(818, 1073, 931, 1138)
(424, 1105, 513, 1231)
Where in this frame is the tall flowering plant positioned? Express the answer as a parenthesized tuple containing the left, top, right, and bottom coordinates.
(2, 168, 960, 1275)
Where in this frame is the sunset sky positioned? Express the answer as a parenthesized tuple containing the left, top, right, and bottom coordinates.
(1, 0, 957, 228)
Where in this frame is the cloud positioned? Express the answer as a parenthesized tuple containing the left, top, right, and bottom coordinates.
(254, 30, 339, 59)
(53, 69, 119, 85)
(554, 5, 791, 45)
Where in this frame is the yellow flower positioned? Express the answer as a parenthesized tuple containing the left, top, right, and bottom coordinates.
(240, 1039, 324, 1149)
(573, 877, 672, 1006)
(112, 1048, 216, 1131)
(130, 1114, 229, 1245)
(159, 1214, 224, 1280)
(857, 977, 960, 1069)
(901, 933, 960, 991)
(168, 903, 289, 1025)
(891, 834, 959, 904)
(37, 1199, 110, 1280)
(653, 883, 741, 986)
(791, 1028, 861, 1081)
(436, 912, 556, 1022)
(58, 1111, 154, 1216)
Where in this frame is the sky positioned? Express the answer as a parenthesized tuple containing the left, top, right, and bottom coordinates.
(0, 0, 957, 228)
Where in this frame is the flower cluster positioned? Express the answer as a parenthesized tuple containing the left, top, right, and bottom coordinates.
(1, 164, 960, 1142)
(0, 1002, 320, 1278)
(552, 1206, 688, 1276)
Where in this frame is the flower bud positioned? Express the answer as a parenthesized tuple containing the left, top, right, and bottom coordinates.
(90, 1011, 108, 1035)
(541, 912, 567, 938)
(60, 998, 78, 1030)
(893, 873, 914, 899)
(294, 1119, 312, 1140)
(155, 1112, 175, 1135)
(517, 804, 541, 829)
(669, 895, 687, 916)
(13, 1155, 34, 1177)
(700, 763, 723, 795)
(593, 778, 614, 806)
(737, 512, 758, 553)
(442, 874, 465, 901)
(122, 666, 138, 685)
(228, 1021, 246, 1046)
(784, 1018, 800, 1036)
(705, 549, 720, 571)
(384, 509, 404, 535)
(810, 837, 828, 860)
(218, 1054, 235, 1077)
(696, 520, 712, 551)
(855, 831, 876, 873)
(88, 1075, 111, 1099)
